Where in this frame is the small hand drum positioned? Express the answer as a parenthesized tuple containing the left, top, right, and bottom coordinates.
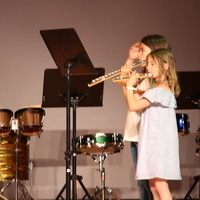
(0, 109, 13, 137)
(15, 107, 45, 136)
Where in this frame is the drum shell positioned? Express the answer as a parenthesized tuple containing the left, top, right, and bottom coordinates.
(0, 132, 29, 181)
(0, 109, 13, 136)
(15, 108, 45, 136)
(176, 113, 190, 136)
(76, 133, 124, 154)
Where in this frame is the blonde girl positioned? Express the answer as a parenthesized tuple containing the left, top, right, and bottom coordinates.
(126, 49, 181, 200)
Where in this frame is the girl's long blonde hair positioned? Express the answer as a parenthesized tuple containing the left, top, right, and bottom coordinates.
(147, 49, 181, 97)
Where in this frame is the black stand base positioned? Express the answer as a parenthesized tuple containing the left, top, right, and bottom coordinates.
(0, 180, 34, 200)
(55, 175, 93, 200)
(184, 175, 200, 200)
(92, 187, 120, 200)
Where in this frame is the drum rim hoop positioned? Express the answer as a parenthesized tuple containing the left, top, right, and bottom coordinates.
(0, 109, 13, 116)
(15, 108, 45, 117)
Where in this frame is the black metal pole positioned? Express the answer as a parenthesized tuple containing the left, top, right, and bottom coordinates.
(65, 66, 71, 200)
(72, 98, 78, 200)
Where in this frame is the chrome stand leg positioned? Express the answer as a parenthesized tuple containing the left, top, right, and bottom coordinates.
(107, 188, 121, 200)
(91, 154, 121, 200)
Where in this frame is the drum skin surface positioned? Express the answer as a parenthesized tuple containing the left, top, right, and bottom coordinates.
(0, 131, 29, 181)
(76, 133, 124, 154)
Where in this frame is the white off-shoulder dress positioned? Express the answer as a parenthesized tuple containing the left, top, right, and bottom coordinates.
(135, 88, 182, 180)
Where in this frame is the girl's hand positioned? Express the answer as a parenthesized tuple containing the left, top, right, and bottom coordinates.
(120, 64, 133, 76)
(127, 42, 140, 61)
(126, 71, 139, 88)
(118, 64, 133, 86)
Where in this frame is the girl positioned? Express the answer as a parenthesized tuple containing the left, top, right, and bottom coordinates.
(126, 49, 182, 200)
(119, 35, 171, 200)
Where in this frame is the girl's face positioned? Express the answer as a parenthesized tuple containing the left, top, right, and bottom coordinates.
(146, 56, 160, 80)
(138, 43, 151, 61)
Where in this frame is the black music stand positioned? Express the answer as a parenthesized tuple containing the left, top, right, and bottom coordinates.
(40, 28, 104, 200)
(42, 68, 104, 108)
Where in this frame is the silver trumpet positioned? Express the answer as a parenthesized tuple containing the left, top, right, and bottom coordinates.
(88, 60, 146, 87)
(112, 73, 153, 82)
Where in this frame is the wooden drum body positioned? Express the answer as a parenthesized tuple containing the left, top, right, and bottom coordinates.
(0, 109, 13, 137)
(15, 108, 45, 136)
(0, 132, 29, 181)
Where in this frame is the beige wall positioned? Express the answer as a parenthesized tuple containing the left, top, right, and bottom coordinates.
(0, 0, 199, 199)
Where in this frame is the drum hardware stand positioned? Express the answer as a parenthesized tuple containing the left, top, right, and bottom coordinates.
(0, 119, 35, 200)
(91, 154, 121, 200)
(13, 119, 35, 200)
(184, 99, 200, 200)
(0, 181, 12, 200)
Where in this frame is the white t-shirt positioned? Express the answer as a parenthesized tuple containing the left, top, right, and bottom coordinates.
(123, 78, 149, 142)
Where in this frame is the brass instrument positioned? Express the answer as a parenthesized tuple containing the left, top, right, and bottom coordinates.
(112, 73, 153, 82)
(88, 60, 146, 87)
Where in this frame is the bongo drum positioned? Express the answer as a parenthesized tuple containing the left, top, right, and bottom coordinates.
(15, 107, 45, 136)
(0, 109, 13, 137)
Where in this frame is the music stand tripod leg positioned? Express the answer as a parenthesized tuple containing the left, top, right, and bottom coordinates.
(71, 175, 93, 200)
(184, 175, 200, 200)
(71, 99, 93, 200)
(55, 98, 93, 200)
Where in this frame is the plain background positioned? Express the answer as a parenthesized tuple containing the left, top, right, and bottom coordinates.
(0, 0, 199, 199)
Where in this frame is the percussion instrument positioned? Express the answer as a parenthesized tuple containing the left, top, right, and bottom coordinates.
(88, 60, 146, 87)
(15, 107, 45, 136)
(176, 113, 190, 136)
(0, 109, 13, 137)
(0, 132, 29, 181)
(76, 133, 124, 154)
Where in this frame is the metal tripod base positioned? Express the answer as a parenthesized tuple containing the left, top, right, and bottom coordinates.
(55, 175, 93, 200)
(0, 179, 34, 200)
(184, 175, 200, 200)
(92, 186, 120, 200)
(91, 154, 121, 200)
